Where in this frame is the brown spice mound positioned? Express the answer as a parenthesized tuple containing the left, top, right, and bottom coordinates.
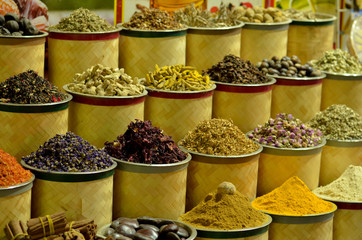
(180, 119, 259, 155)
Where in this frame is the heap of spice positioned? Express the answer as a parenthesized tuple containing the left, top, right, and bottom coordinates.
(310, 49, 362, 74)
(0, 70, 67, 104)
(180, 182, 268, 230)
(123, 6, 183, 30)
(206, 54, 272, 84)
(0, 148, 32, 187)
(308, 104, 362, 140)
(145, 64, 213, 91)
(174, 2, 238, 28)
(22, 132, 114, 172)
(248, 113, 323, 148)
(68, 64, 145, 96)
(104, 120, 187, 164)
(282, 9, 318, 20)
(0, 13, 40, 36)
(313, 165, 362, 202)
(48, 8, 116, 32)
(179, 119, 259, 155)
(252, 176, 334, 215)
(234, 6, 289, 23)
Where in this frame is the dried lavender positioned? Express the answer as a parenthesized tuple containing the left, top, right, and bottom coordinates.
(308, 104, 362, 140)
(104, 120, 187, 164)
(0, 70, 67, 104)
(206, 55, 272, 84)
(248, 113, 323, 148)
(22, 132, 113, 172)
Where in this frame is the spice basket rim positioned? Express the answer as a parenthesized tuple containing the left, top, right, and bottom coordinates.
(322, 71, 362, 77)
(266, 73, 326, 81)
(213, 77, 276, 87)
(46, 27, 122, 35)
(313, 193, 362, 204)
(0, 174, 34, 190)
(325, 138, 362, 143)
(0, 30, 48, 39)
(96, 220, 197, 240)
(117, 23, 188, 32)
(290, 12, 336, 23)
(243, 19, 292, 26)
(145, 84, 216, 94)
(63, 84, 148, 99)
(177, 141, 263, 159)
(186, 21, 244, 31)
(0, 93, 72, 107)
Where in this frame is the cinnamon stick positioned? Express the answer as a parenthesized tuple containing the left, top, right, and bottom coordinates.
(27, 212, 67, 240)
(4, 220, 29, 240)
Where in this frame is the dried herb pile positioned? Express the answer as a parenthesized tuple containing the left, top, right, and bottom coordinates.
(104, 120, 187, 164)
(206, 55, 272, 84)
(248, 113, 323, 148)
(283, 9, 318, 20)
(22, 132, 114, 172)
(308, 104, 362, 140)
(180, 119, 259, 155)
(0, 70, 67, 104)
(49, 8, 116, 32)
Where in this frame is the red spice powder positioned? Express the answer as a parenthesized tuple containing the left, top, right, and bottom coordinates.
(0, 149, 32, 187)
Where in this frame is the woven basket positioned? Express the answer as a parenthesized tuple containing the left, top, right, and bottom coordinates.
(271, 74, 325, 122)
(0, 94, 72, 161)
(186, 23, 244, 72)
(64, 85, 147, 148)
(179, 145, 262, 210)
(22, 161, 116, 228)
(287, 13, 336, 64)
(193, 215, 271, 240)
(119, 28, 187, 78)
(48, 30, 119, 90)
(112, 155, 191, 220)
(240, 21, 291, 63)
(0, 176, 34, 240)
(212, 79, 275, 133)
(145, 86, 215, 143)
(320, 139, 362, 186)
(255, 138, 326, 196)
(321, 72, 362, 115)
(0, 32, 47, 82)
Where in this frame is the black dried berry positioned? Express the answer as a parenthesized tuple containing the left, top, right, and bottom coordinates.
(4, 13, 19, 22)
(0, 15, 5, 26)
(5, 20, 19, 32)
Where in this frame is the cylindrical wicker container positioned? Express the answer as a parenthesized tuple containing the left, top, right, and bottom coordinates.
(320, 139, 362, 186)
(287, 13, 336, 64)
(0, 94, 72, 161)
(321, 72, 362, 115)
(186, 23, 244, 72)
(0, 32, 48, 82)
(179, 145, 263, 210)
(255, 138, 326, 196)
(257, 204, 337, 240)
(48, 30, 120, 90)
(193, 215, 272, 240)
(271, 74, 325, 122)
(240, 21, 291, 64)
(112, 154, 191, 220)
(145, 86, 215, 143)
(21, 161, 116, 228)
(0, 175, 34, 240)
(212, 79, 276, 133)
(64, 85, 147, 148)
(119, 27, 187, 78)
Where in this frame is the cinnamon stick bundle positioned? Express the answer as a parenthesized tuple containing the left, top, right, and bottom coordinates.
(65, 220, 96, 240)
(27, 212, 67, 240)
(4, 220, 30, 240)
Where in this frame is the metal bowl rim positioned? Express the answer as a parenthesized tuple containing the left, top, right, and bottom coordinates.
(291, 13, 336, 22)
(186, 21, 244, 30)
(313, 194, 362, 204)
(0, 174, 35, 190)
(0, 30, 48, 39)
(326, 138, 362, 143)
(243, 19, 292, 26)
(117, 23, 188, 32)
(266, 73, 326, 80)
(0, 93, 72, 107)
(213, 78, 276, 87)
(145, 83, 216, 94)
(323, 71, 362, 77)
(47, 28, 121, 34)
(258, 202, 337, 217)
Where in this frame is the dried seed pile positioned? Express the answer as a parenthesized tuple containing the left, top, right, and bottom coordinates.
(22, 132, 114, 172)
(310, 49, 362, 74)
(308, 104, 362, 140)
(179, 119, 259, 156)
(0, 13, 39, 36)
(145, 64, 213, 91)
(283, 9, 318, 20)
(0, 70, 67, 104)
(206, 54, 272, 84)
(234, 6, 289, 23)
(68, 64, 145, 96)
(123, 7, 183, 30)
(49, 8, 116, 32)
(248, 113, 323, 148)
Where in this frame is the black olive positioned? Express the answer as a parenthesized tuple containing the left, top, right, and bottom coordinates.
(281, 56, 290, 61)
(5, 13, 19, 22)
(271, 56, 279, 61)
(0, 15, 5, 26)
(268, 68, 279, 75)
(281, 61, 289, 69)
(306, 66, 313, 74)
(268, 59, 275, 68)
(261, 62, 269, 68)
(294, 63, 302, 69)
(24, 25, 39, 35)
(291, 55, 301, 64)
(19, 18, 32, 30)
(12, 32, 22, 36)
(275, 63, 282, 70)
(5, 20, 19, 32)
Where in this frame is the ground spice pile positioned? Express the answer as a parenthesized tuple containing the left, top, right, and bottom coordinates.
(180, 182, 268, 230)
(252, 176, 334, 215)
(313, 165, 362, 202)
(0, 70, 67, 104)
(0, 148, 32, 187)
(180, 119, 259, 155)
(308, 104, 362, 140)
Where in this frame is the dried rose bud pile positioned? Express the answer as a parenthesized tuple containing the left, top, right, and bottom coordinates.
(248, 113, 323, 148)
(104, 120, 187, 164)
